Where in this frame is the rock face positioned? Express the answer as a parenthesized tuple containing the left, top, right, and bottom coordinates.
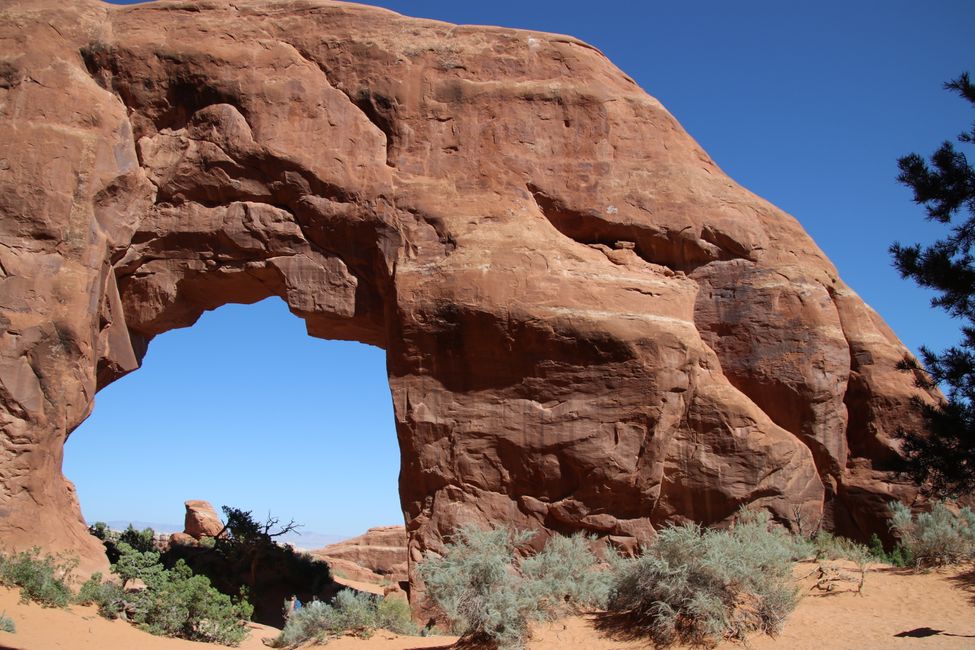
(313, 526, 409, 584)
(0, 0, 935, 590)
(183, 500, 225, 539)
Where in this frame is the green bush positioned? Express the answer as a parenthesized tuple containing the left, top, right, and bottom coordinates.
(89, 523, 156, 564)
(0, 611, 14, 633)
(419, 526, 608, 650)
(807, 531, 871, 563)
(0, 547, 75, 608)
(606, 509, 798, 647)
(889, 500, 975, 567)
(112, 542, 164, 589)
(273, 589, 418, 647)
(78, 545, 254, 645)
(867, 533, 913, 568)
(376, 595, 417, 635)
(129, 559, 253, 646)
(75, 572, 125, 619)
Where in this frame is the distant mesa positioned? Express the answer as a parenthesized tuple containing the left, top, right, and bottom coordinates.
(0, 0, 937, 605)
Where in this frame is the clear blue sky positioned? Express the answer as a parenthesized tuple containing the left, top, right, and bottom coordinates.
(66, 0, 975, 539)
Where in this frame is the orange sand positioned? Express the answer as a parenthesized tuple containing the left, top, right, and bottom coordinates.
(0, 562, 972, 649)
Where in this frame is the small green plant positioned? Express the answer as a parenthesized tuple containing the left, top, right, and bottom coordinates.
(606, 509, 798, 647)
(808, 531, 871, 563)
(0, 547, 75, 608)
(75, 572, 125, 619)
(0, 611, 14, 633)
(867, 533, 913, 568)
(273, 589, 418, 647)
(888, 500, 975, 567)
(376, 595, 417, 635)
(419, 526, 608, 650)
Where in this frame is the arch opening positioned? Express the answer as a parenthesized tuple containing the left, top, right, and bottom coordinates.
(65, 296, 404, 624)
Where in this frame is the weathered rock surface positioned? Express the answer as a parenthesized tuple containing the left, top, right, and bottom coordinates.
(312, 526, 408, 584)
(168, 531, 199, 547)
(0, 0, 935, 590)
(183, 499, 225, 539)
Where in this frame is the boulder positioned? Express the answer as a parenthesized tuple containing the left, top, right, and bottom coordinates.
(183, 500, 225, 540)
(168, 532, 199, 547)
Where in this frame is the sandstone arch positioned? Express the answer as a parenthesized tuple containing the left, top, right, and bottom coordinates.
(0, 0, 932, 589)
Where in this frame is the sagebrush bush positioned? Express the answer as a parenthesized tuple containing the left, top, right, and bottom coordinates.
(889, 500, 975, 567)
(273, 589, 418, 647)
(807, 532, 871, 564)
(419, 526, 608, 650)
(376, 594, 417, 635)
(0, 611, 14, 633)
(606, 509, 798, 647)
(0, 547, 75, 608)
(521, 533, 612, 616)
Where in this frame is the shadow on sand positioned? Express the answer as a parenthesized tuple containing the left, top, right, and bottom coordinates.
(948, 565, 975, 606)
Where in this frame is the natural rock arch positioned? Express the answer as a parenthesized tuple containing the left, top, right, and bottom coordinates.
(0, 0, 932, 594)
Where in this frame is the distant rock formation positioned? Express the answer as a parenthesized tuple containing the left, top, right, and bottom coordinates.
(313, 526, 408, 585)
(0, 0, 936, 598)
(183, 500, 225, 540)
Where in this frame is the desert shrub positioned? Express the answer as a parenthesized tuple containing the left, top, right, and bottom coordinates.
(889, 500, 975, 567)
(419, 526, 607, 650)
(75, 572, 126, 619)
(420, 526, 530, 648)
(84, 545, 253, 645)
(807, 532, 871, 563)
(376, 594, 418, 635)
(129, 559, 253, 646)
(867, 533, 913, 567)
(0, 611, 14, 633)
(90, 523, 156, 563)
(606, 509, 798, 647)
(521, 533, 612, 616)
(273, 589, 418, 647)
(0, 547, 75, 608)
(112, 542, 164, 588)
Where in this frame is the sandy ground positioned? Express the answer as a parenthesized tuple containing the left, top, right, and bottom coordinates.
(0, 562, 973, 649)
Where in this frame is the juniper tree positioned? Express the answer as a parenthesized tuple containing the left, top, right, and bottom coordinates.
(890, 72, 975, 496)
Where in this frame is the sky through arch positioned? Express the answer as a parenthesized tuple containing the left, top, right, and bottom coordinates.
(64, 297, 402, 541)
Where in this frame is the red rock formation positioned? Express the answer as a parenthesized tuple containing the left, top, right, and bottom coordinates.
(312, 526, 408, 584)
(0, 0, 935, 591)
(183, 500, 225, 539)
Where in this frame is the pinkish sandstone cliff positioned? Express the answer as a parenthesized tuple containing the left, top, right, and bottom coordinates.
(0, 0, 933, 593)
(313, 526, 408, 585)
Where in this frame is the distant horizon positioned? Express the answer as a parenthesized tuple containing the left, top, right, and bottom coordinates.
(95, 517, 354, 549)
(66, 0, 975, 536)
